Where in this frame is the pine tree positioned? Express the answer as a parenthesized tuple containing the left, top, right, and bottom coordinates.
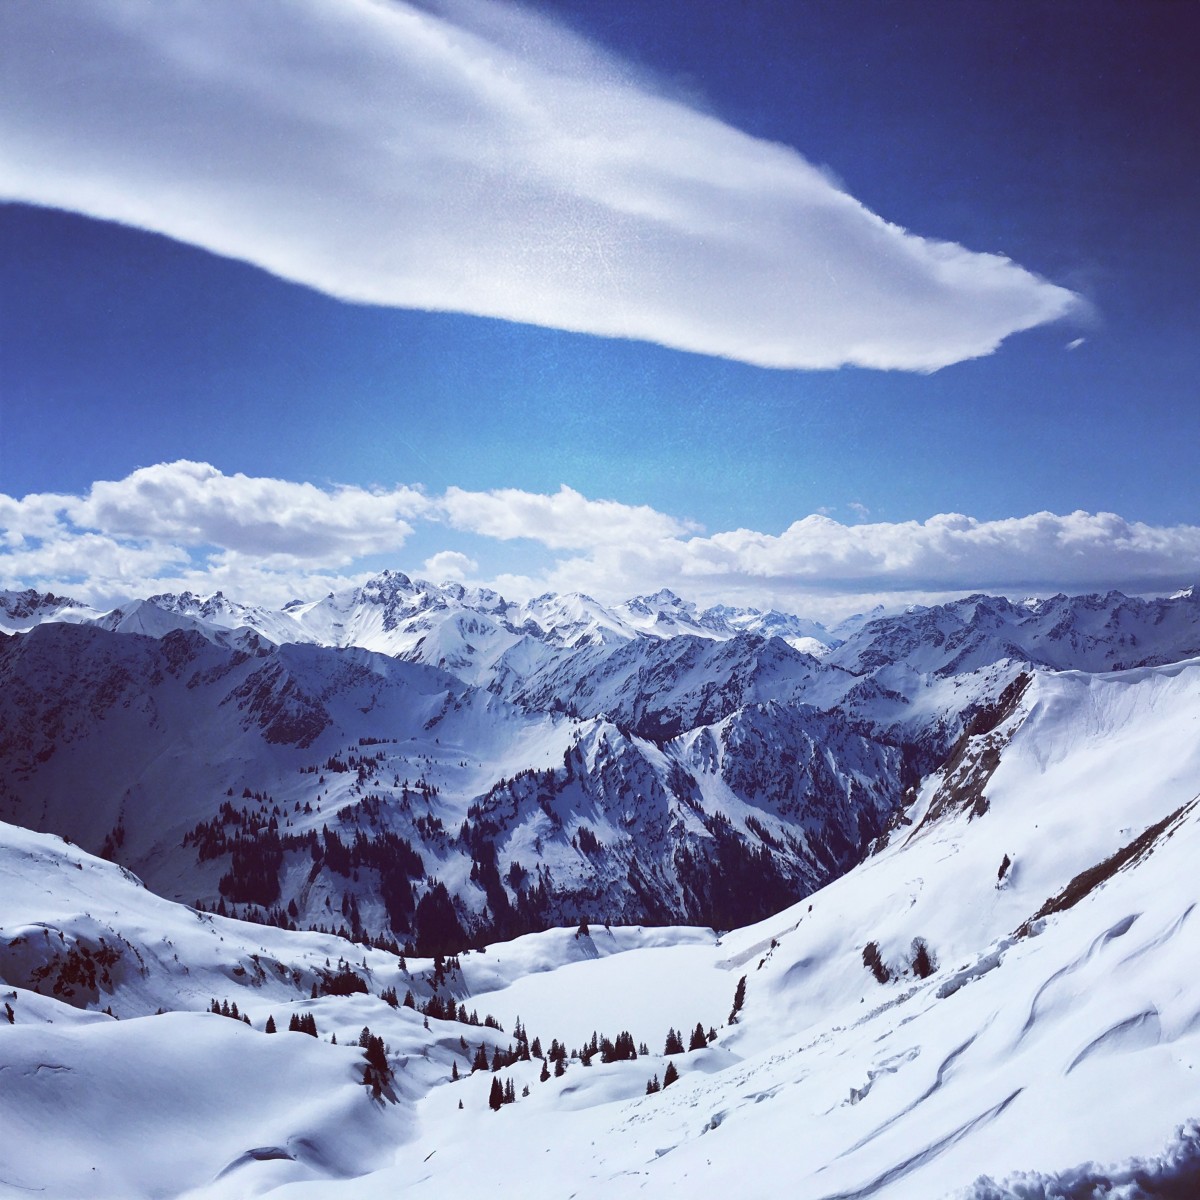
(662, 1062, 680, 1089)
(488, 1076, 504, 1111)
(688, 1022, 707, 1051)
(472, 1043, 490, 1072)
(363, 1033, 390, 1096)
(531, 1036, 543, 1059)
(554, 1056, 565, 1078)
(503, 1078, 516, 1104)
(646, 1074, 660, 1095)
(540, 1058, 550, 1082)
(729, 975, 747, 1023)
(451, 1061, 460, 1082)
(664, 1027, 685, 1055)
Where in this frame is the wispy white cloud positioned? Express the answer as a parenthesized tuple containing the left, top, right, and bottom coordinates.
(0, 0, 1080, 370)
(2, 463, 1196, 615)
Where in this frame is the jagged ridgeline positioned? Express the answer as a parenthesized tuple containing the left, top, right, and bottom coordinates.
(1, 578, 1197, 953)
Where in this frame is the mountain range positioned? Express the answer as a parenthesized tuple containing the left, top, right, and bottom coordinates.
(2, 576, 1199, 1197)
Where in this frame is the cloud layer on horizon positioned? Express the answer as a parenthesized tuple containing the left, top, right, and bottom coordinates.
(0, 0, 1080, 371)
(2, 462, 1196, 618)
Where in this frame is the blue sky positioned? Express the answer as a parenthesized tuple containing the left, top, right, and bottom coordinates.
(1, 0, 1197, 616)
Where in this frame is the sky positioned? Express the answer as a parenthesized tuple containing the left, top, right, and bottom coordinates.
(1, 0, 1198, 619)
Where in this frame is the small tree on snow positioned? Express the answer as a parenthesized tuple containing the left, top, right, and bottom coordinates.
(729, 975, 747, 1023)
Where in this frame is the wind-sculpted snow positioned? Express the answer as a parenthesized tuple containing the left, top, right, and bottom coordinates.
(960, 1120, 1200, 1199)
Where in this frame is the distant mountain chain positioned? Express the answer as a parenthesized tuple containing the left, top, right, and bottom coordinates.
(2, 575, 1197, 948)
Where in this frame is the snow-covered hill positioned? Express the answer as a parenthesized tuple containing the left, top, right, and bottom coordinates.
(3, 652, 1198, 1197)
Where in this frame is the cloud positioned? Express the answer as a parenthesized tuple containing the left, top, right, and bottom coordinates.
(0, 0, 1080, 370)
(662, 510, 1200, 594)
(440, 484, 696, 550)
(70, 460, 427, 563)
(423, 549, 478, 582)
(4, 464, 1196, 615)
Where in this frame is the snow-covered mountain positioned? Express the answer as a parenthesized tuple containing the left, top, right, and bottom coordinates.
(0, 619, 901, 942)
(3, 647, 1198, 1197)
(4, 580, 1200, 954)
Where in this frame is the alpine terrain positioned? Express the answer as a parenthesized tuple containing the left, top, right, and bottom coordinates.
(2, 577, 1199, 1198)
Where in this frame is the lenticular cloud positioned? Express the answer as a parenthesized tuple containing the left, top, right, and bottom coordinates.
(0, 0, 1079, 370)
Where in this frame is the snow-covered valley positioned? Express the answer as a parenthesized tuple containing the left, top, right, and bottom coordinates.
(2, 580, 1199, 1197)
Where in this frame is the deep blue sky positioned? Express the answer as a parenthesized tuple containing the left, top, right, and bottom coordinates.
(1, 0, 1197, 605)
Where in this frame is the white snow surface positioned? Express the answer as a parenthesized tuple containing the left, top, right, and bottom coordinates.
(3, 656, 1199, 1197)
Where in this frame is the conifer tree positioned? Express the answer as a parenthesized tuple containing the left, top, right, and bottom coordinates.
(488, 1076, 504, 1111)
(646, 1074, 660, 1095)
(689, 1023, 707, 1051)
(662, 1062, 680, 1089)
(540, 1058, 550, 1082)
(664, 1027, 685, 1055)
(472, 1043, 490, 1072)
(265, 1014, 277, 1034)
(729, 975, 747, 1023)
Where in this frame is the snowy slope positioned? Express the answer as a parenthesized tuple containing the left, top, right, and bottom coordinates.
(4, 656, 1199, 1197)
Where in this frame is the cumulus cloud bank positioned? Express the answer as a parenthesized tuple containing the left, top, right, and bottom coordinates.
(2, 463, 1196, 612)
(0, 0, 1079, 370)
